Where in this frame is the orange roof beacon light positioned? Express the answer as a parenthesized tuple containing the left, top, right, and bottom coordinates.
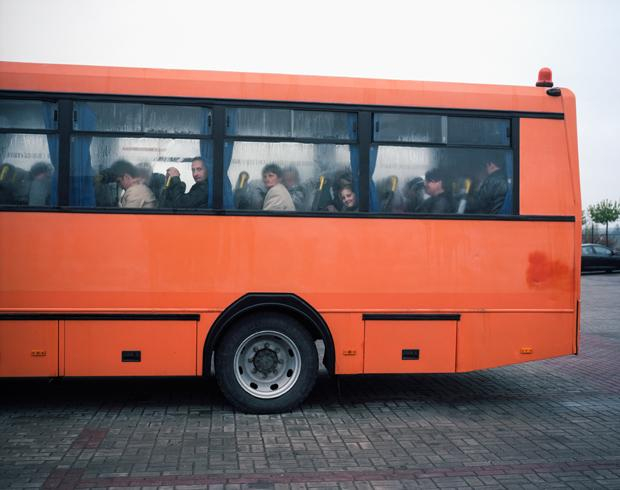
(536, 67, 554, 87)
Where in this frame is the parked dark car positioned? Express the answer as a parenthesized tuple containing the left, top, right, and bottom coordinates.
(581, 243, 620, 272)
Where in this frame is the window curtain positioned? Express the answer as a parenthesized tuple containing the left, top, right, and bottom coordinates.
(369, 145, 379, 211)
(42, 105, 59, 206)
(70, 103, 96, 206)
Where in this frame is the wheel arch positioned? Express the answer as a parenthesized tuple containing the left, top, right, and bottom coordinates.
(203, 293, 335, 376)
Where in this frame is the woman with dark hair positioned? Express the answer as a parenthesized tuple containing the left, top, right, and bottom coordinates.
(261, 163, 295, 211)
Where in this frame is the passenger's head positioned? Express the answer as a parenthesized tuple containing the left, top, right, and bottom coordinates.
(282, 166, 300, 189)
(110, 160, 139, 190)
(191, 157, 207, 183)
(339, 184, 357, 209)
(30, 162, 53, 181)
(485, 159, 503, 175)
(136, 162, 153, 184)
(424, 168, 446, 197)
(262, 163, 282, 189)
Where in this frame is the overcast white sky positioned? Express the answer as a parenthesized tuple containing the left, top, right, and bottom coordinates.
(0, 0, 618, 211)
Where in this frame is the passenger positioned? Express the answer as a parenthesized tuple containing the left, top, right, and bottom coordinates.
(404, 176, 425, 212)
(416, 168, 454, 213)
(282, 166, 306, 211)
(110, 160, 157, 209)
(262, 163, 295, 211)
(160, 157, 209, 209)
(339, 184, 358, 212)
(466, 159, 508, 214)
(0, 163, 17, 204)
(28, 161, 53, 206)
(136, 162, 165, 199)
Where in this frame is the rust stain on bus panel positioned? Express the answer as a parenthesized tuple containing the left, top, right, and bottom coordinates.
(526, 251, 571, 290)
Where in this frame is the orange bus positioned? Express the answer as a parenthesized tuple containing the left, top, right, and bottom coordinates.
(0, 63, 580, 413)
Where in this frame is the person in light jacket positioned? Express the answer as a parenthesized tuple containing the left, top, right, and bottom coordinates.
(261, 163, 295, 211)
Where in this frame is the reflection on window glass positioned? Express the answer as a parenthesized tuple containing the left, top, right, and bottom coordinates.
(371, 145, 513, 215)
(226, 108, 356, 140)
(73, 102, 211, 135)
(374, 113, 446, 144)
(70, 136, 212, 209)
(225, 141, 358, 212)
(0, 100, 58, 130)
(0, 133, 57, 206)
(448, 117, 510, 146)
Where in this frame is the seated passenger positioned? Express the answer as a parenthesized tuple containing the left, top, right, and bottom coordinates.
(160, 157, 209, 209)
(282, 166, 306, 211)
(416, 168, 454, 214)
(0, 163, 17, 204)
(28, 161, 53, 206)
(404, 177, 425, 212)
(110, 160, 157, 209)
(466, 159, 508, 214)
(262, 163, 295, 211)
(339, 184, 358, 212)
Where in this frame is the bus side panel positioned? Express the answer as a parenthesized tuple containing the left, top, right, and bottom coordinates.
(0, 320, 58, 377)
(65, 320, 196, 376)
(456, 311, 575, 372)
(364, 320, 457, 373)
(520, 119, 575, 216)
(323, 313, 364, 374)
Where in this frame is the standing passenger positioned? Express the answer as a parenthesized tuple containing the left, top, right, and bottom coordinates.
(110, 160, 157, 209)
(262, 164, 295, 211)
(466, 159, 508, 214)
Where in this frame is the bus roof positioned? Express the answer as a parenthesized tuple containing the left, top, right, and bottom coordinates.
(0, 61, 567, 114)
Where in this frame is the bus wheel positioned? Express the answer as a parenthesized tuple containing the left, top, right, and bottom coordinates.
(214, 313, 318, 413)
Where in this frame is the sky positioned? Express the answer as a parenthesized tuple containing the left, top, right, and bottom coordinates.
(0, 0, 618, 212)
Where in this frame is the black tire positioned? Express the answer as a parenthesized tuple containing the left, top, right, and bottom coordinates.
(214, 312, 318, 413)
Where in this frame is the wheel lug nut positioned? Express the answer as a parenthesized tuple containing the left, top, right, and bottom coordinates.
(264, 342, 270, 348)
(253, 347, 258, 352)
(251, 368, 257, 374)
(248, 357, 254, 363)
(275, 348, 280, 353)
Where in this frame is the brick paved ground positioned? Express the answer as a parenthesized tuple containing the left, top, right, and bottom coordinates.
(1, 274, 619, 489)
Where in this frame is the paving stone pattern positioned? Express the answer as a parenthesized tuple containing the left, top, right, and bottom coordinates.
(1, 274, 619, 489)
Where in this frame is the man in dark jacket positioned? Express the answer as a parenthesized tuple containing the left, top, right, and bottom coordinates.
(416, 168, 454, 214)
(467, 159, 508, 214)
(160, 157, 209, 209)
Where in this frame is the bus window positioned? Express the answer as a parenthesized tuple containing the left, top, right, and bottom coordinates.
(448, 117, 510, 146)
(73, 102, 211, 136)
(226, 108, 356, 141)
(373, 113, 446, 144)
(225, 141, 358, 212)
(371, 146, 513, 215)
(70, 102, 212, 208)
(0, 99, 58, 207)
(70, 137, 212, 208)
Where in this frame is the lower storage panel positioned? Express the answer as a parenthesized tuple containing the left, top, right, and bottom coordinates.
(364, 320, 457, 373)
(0, 320, 59, 377)
(65, 320, 196, 376)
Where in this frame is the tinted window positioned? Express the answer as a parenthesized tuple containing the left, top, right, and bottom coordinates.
(225, 141, 357, 212)
(0, 133, 57, 206)
(374, 113, 446, 144)
(70, 136, 211, 208)
(74, 102, 211, 135)
(226, 108, 356, 140)
(448, 117, 510, 146)
(0, 100, 58, 130)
